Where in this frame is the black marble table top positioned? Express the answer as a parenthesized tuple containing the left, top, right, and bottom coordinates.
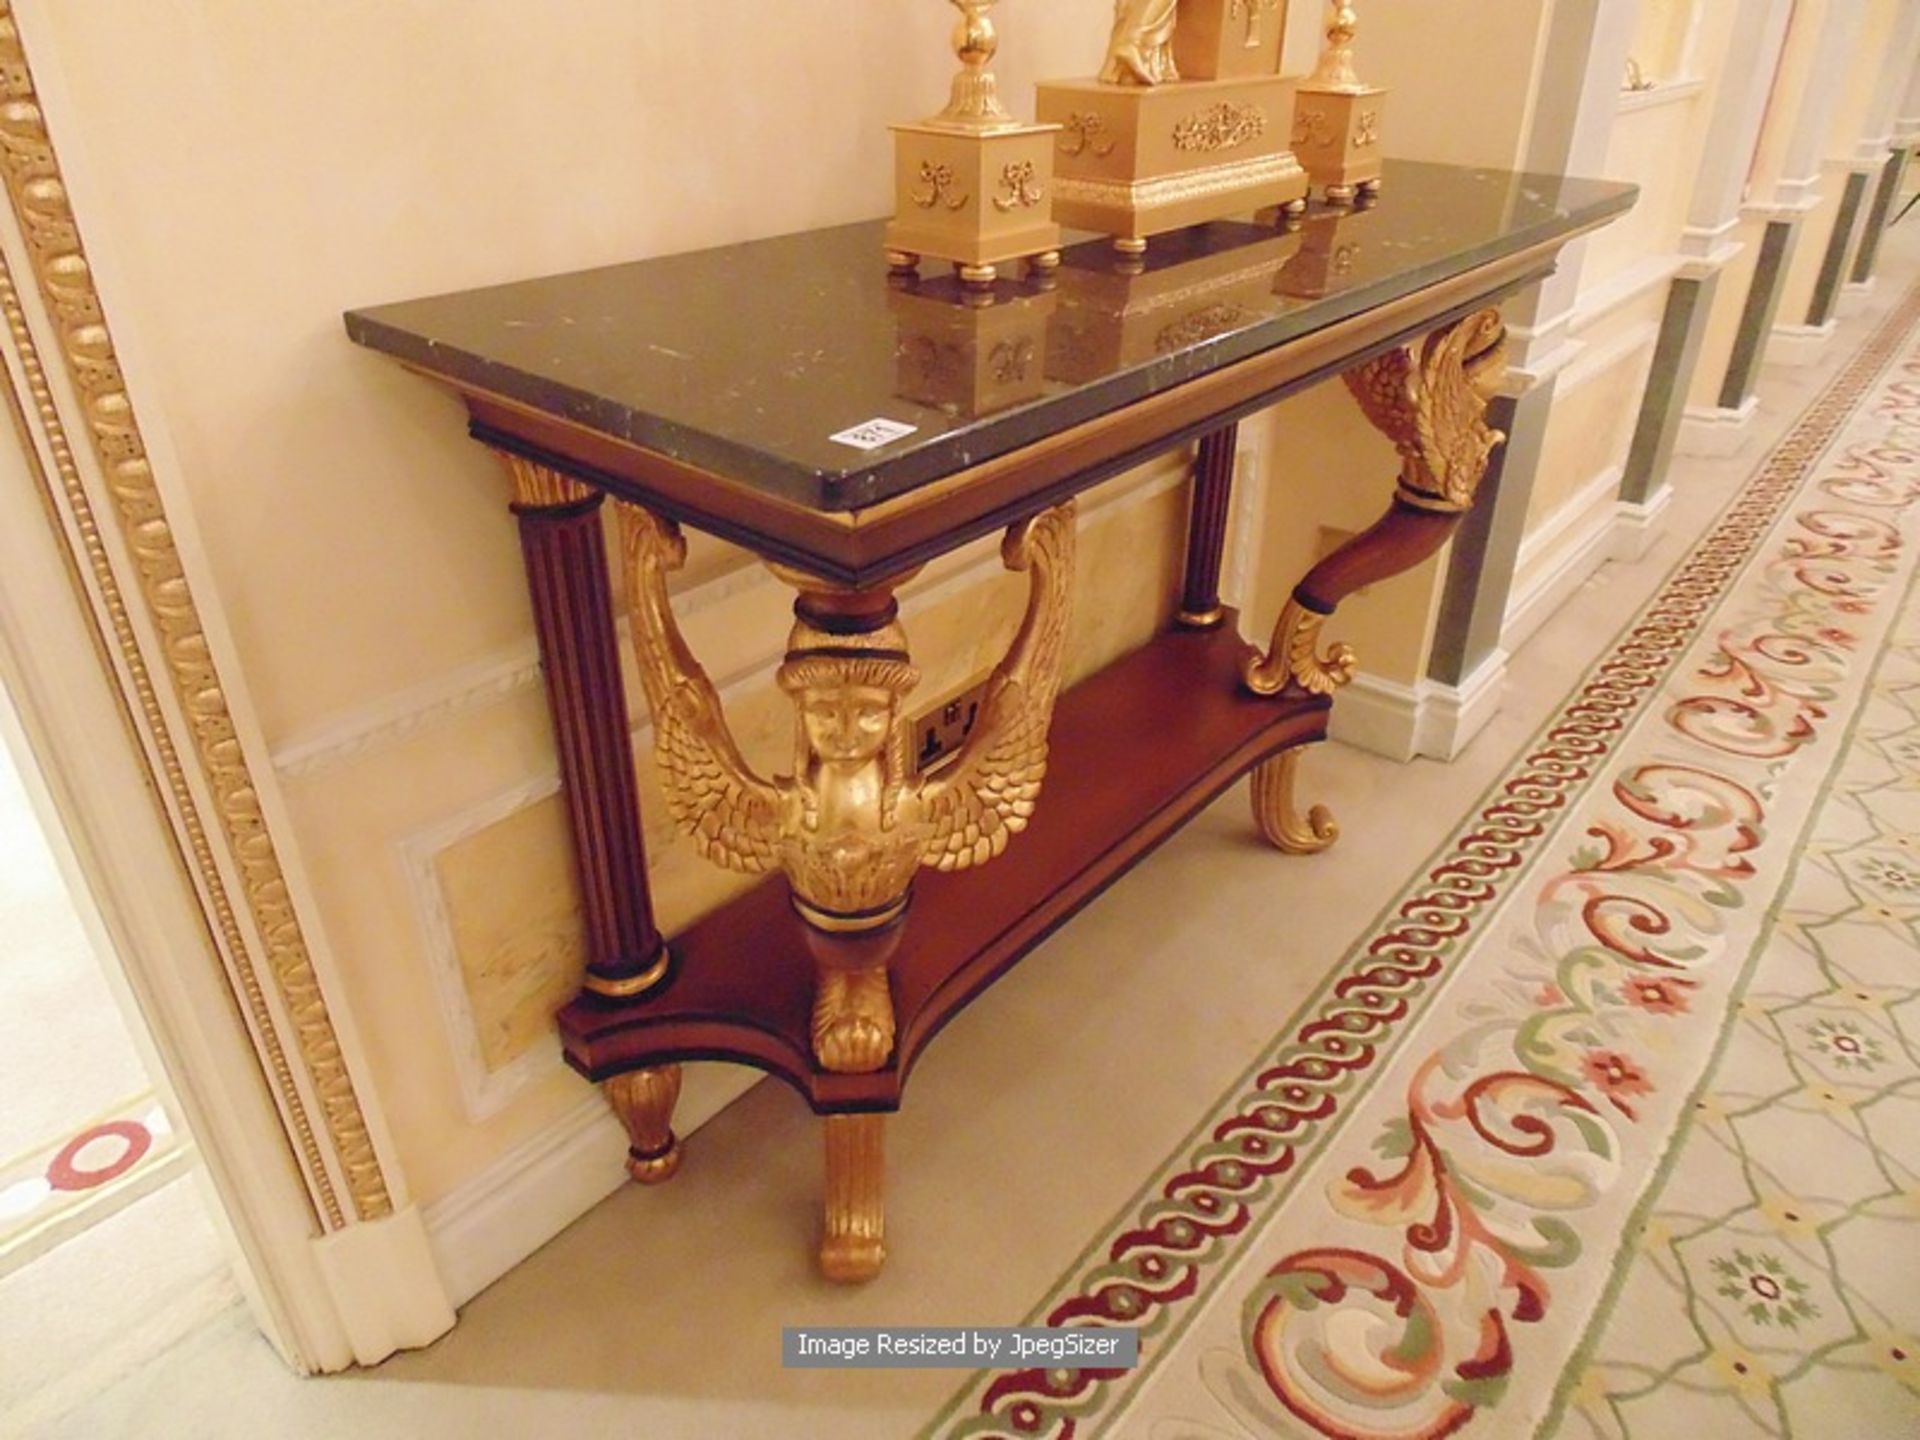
(346, 161, 1635, 514)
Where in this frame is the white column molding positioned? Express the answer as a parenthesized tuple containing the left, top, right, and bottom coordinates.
(1900, 48, 1920, 142)
(1774, 0, 1869, 204)
(1860, 0, 1920, 158)
(1686, 0, 1795, 244)
(1502, 0, 1636, 378)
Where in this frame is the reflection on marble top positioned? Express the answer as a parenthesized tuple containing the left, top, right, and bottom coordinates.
(345, 161, 1634, 514)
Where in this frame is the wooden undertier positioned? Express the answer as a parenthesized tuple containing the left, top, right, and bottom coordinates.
(558, 615, 1329, 1112)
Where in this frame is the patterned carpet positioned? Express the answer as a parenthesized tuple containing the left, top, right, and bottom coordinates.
(925, 284, 1920, 1439)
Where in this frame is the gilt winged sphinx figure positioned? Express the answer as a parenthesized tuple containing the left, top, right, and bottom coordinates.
(620, 500, 1076, 1075)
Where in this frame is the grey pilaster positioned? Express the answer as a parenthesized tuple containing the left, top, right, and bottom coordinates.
(1809, 170, 1872, 325)
(1622, 272, 1719, 508)
(1719, 220, 1800, 410)
(1427, 381, 1556, 689)
(1851, 147, 1911, 284)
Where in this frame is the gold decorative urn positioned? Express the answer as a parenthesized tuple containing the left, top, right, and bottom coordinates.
(886, 0, 1064, 286)
(1291, 1, 1387, 203)
(1035, 0, 1309, 255)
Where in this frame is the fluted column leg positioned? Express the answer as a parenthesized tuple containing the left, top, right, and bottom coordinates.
(497, 451, 670, 1002)
(1178, 424, 1238, 628)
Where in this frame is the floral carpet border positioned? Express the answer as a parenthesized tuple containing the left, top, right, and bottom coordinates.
(926, 279, 1920, 1440)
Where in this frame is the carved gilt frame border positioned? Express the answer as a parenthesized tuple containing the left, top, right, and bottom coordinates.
(0, 0, 392, 1233)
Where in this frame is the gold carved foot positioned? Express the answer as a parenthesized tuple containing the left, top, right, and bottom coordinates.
(821, 1114, 886, 1283)
(1250, 749, 1339, 854)
(603, 1064, 684, 1184)
(812, 964, 897, 1075)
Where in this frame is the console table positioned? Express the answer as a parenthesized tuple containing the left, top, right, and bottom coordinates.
(346, 160, 1633, 1281)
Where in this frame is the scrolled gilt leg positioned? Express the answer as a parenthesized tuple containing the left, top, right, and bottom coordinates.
(1250, 748, 1339, 854)
(1242, 596, 1357, 697)
(820, 1113, 886, 1283)
(1241, 309, 1508, 700)
(603, 1064, 684, 1184)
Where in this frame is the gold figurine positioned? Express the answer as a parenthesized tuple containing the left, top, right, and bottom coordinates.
(1037, 0, 1308, 252)
(886, 1, 1064, 286)
(1102, 0, 1182, 85)
(621, 500, 1076, 1077)
(1292, 1, 1388, 203)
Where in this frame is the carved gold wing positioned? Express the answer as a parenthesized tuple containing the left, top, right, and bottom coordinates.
(1343, 307, 1507, 513)
(618, 503, 781, 873)
(918, 501, 1077, 872)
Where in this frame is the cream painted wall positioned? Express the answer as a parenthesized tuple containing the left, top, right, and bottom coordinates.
(1689, 211, 1768, 409)
(1364, 0, 1554, 170)
(31, 0, 1132, 740)
(1749, 0, 1836, 191)
(1829, 0, 1903, 151)
(1586, 85, 1713, 285)
(1242, 388, 1442, 691)
(1632, 0, 1699, 81)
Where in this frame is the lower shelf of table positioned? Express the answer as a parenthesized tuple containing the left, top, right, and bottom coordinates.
(557, 614, 1329, 1112)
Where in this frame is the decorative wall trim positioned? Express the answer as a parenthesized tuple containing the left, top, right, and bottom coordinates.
(399, 775, 565, 1123)
(1568, 256, 1684, 333)
(1853, 133, 1895, 163)
(1677, 240, 1743, 281)
(1759, 171, 1826, 214)
(1504, 463, 1625, 653)
(1841, 275, 1880, 307)
(1769, 319, 1839, 366)
(0, 2, 393, 1231)
(1677, 395, 1761, 456)
(275, 647, 543, 781)
(1615, 76, 1706, 115)
(273, 452, 1190, 782)
(1328, 650, 1507, 764)
(1610, 484, 1673, 564)
(1553, 317, 1659, 396)
(1679, 215, 1742, 254)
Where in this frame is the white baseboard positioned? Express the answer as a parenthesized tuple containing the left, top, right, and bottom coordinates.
(1768, 319, 1837, 367)
(1328, 651, 1507, 764)
(1676, 395, 1760, 456)
(310, 1204, 455, 1365)
(1504, 466, 1622, 654)
(422, 1063, 760, 1309)
(1840, 276, 1878, 314)
(1611, 486, 1673, 563)
(1328, 673, 1424, 762)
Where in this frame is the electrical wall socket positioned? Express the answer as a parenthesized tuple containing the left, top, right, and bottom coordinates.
(912, 676, 991, 774)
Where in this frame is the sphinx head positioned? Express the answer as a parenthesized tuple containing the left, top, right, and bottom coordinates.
(778, 621, 921, 767)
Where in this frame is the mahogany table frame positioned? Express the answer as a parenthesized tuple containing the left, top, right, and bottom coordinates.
(371, 213, 1620, 1279)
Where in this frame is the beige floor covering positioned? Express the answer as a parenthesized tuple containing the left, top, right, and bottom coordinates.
(22, 226, 1920, 1440)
